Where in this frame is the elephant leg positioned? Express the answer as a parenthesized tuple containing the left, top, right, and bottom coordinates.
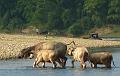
(105, 63, 111, 68)
(33, 61, 36, 68)
(91, 63, 97, 68)
(56, 59, 62, 66)
(33, 57, 42, 68)
(50, 59, 57, 69)
(59, 57, 67, 68)
(94, 64, 97, 68)
(33, 58, 39, 68)
(63, 57, 67, 68)
(29, 54, 34, 59)
(56, 58, 64, 68)
(71, 59, 75, 68)
(42, 61, 46, 68)
(82, 63, 86, 69)
(91, 63, 94, 68)
(80, 62, 86, 69)
(56, 57, 67, 68)
(52, 61, 57, 69)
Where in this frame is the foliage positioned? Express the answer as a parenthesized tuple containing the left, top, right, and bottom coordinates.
(0, 0, 120, 36)
(107, 0, 120, 24)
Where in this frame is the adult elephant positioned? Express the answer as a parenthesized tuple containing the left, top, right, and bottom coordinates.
(89, 52, 115, 68)
(18, 41, 75, 59)
(67, 46, 89, 69)
(32, 41, 68, 68)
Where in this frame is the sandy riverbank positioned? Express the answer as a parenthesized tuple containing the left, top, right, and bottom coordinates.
(0, 34, 120, 59)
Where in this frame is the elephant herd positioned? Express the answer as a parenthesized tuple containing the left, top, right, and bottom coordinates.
(18, 41, 115, 69)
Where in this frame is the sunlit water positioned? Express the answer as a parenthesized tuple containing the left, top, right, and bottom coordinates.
(0, 47, 120, 76)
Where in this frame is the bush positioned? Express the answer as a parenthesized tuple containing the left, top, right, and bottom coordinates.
(67, 17, 94, 36)
(67, 21, 84, 36)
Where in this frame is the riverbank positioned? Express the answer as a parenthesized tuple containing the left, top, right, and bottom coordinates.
(0, 34, 120, 59)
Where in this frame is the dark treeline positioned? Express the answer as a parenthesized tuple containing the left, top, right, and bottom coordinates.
(0, 0, 120, 36)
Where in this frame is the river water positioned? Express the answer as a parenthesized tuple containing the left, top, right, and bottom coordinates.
(0, 47, 120, 76)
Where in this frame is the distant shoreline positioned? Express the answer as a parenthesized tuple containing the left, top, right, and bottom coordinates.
(102, 38, 120, 41)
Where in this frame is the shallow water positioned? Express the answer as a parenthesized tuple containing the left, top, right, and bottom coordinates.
(0, 47, 120, 76)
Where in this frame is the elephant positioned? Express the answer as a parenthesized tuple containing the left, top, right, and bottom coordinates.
(89, 52, 115, 68)
(32, 41, 68, 68)
(18, 41, 75, 59)
(67, 46, 89, 69)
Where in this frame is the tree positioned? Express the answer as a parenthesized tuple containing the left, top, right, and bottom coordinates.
(107, 0, 120, 24)
(83, 0, 109, 26)
(0, 0, 119, 35)
(61, 9, 77, 29)
(67, 21, 84, 36)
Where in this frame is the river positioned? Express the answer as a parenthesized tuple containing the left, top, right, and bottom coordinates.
(0, 47, 120, 76)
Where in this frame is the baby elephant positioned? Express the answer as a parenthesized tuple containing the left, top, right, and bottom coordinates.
(67, 46, 89, 69)
(89, 52, 115, 68)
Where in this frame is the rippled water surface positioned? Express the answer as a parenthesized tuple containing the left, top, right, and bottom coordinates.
(0, 47, 120, 76)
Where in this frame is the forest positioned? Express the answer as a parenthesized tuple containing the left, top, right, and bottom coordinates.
(0, 0, 120, 36)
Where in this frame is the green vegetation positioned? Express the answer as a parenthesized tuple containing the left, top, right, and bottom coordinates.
(0, 0, 120, 36)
